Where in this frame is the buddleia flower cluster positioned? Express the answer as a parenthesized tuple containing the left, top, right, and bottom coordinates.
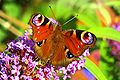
(0, 31, 90, 80)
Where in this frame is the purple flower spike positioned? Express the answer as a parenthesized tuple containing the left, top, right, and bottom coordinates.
(0, 31, 90, 80)
(108, 22, 120, 61)
(58, 59, 85, 80)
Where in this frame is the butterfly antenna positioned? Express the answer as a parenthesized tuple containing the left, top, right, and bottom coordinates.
(62, 14, 78, 26)
(49, 6, 56, 19)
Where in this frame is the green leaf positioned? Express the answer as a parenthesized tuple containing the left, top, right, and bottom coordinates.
(21, 9, 32, 24)
(87, 27, 120, 42)
(3, 3, 21, 18)
(85, 57, 107, 80)
(51, 0, 93, 20)
(99, 40, 114, 80)
(105, 1, 120, 6)
(0, 28, 6, 43)
(55, 0, 76, 19)
(77, 10, 101, 28)
(100, 40, 114, 63)
(97, 6, 111, 26)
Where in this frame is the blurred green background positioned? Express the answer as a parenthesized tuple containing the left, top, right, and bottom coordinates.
(0, 0, 120, 80)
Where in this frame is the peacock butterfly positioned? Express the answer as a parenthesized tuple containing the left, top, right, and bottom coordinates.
(29, 13, 96, 66)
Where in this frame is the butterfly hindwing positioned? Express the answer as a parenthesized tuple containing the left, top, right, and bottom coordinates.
(34, 26, 72, 66)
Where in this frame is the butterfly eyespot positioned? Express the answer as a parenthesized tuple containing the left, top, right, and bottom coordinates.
(36, 41, 43, 47)
(81, 32, 94, 44)
(66, 51, 74, 59)
(36, 39, 46, 47)
(32, 14, 43, 26)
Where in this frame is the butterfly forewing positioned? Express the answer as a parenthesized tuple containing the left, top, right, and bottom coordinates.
(29, 13, 54, 42)
(64, 30, 96, 56)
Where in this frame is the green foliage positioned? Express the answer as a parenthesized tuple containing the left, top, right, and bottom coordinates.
(1, 0, 120, 80)
(3, 3, 21, 18)
(0, 28, 6, 42)
(88, 27, 120, 42)
(85, 57, 107, 80)
(106, 1, 120, 6)
(77, 10, 101, 28)
(99, 40, 114, 80)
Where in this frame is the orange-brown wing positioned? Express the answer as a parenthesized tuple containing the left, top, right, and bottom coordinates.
(34, 35, 53, 65)
(29, 13, 54, 42)
(51, 44, 73, 66)
(34, 32, 71, 66)
(64, 30, 96, 56)
(49, 30, 96, 66)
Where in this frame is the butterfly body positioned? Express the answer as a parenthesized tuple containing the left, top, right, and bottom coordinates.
(29, 13, 96, 66)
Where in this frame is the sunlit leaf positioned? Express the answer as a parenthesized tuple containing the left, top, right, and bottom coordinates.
(77, 10, 101, 28)
(96, 6, 113, 26)
(105, 1, 120, 6)
(87, 27, 120, 42)
(85, 57, 107, 80)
